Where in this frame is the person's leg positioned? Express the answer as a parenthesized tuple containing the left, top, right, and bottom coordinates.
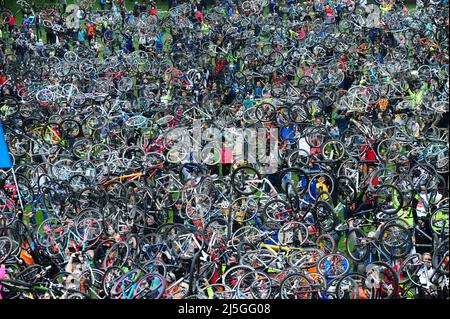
(226, 4, 231, 16)
(42, 209, 48, 221)
(18, 50, 25, 63)
(222, 163, 231, 176)
(208, 165, 220, 176)
(24, 50, 30, 67)
(281, 172, 291, 192)
(30, 211, 37, 225)
(182, 167, 192, 180)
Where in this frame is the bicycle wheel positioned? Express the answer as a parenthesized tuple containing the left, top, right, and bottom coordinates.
(297, 76, 315, 94)
(379, 223, 412, 259)
(41, 122, 63, 146)
(430, 206, 449, 236)
(346, 228, 369, 262)
(321, 139, 345, 161)
(335, 176, 357, 205)
(0, 236, 13, 263)
(279, 273, 314, 299)
(231, 166, 262, 196)
(278, 221, 309, 246)
(230, 226, 263, 250)
(317, 254, 350, 279)
(255, 102, 276, 123)
(61, 119, 83, 139)
(336, 273, 371, 299)
(35, 218, 68, 248)
(133, 273, 166, 299)
(364, 262, 399, 299)
(304, 95, 325, 117)
(288, 103, 310, 124)
(397, 253, 423, 285)
(314, 200, 336, 232)
(102, 266, 125, 297)
(102, 242, 129, 270)
(287, 248, 324, 269)
(185, 194, 212, 221)
(305, 127, 326, 148)
(222, 265, 256, 290)
(375, 184, 403, 214)
(231, 196, 258, 223)
(75, 211, 103, 246)
(279, 168, 309, 196)
(235, 270, 272, 299)
(433, 239, 449, 275)
(0, 96, 20, 119)
(110, 269, 142, 299)
(377, 138, 402, 161)
(271, 81, 287, 98)
(264, 199, 292, 222)
(316, 234, 336, 254)
(287, 149, 310, 168)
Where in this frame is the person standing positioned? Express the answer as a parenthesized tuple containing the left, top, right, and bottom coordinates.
(149, 3, 158, 15)
(8, 15, 15, 36)
(34, 12, 41, 40)
(172, 200, 185, 224)
(105, 0, 112, 11)
(415, 253, 437, 299)
(78, 27, 87, 44)
(269, 0, 279, 15)
(86, 23, 96, 45)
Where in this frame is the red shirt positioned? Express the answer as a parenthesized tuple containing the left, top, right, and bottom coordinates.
(371, 176, 379, 187)
(299, 30, 306, 40)
(0, 75, 8, 86)
(149, 8, 157, 15)
(215, 58, 227, 74)
(87, 25, 96, 36)
(8, 16, 16, 26)
(196, 10, 204, 23)
(363, 147, 376, 161)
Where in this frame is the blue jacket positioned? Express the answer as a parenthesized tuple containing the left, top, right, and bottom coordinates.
(281, 125, 295, 143)
(78, 30, 87, 42)
(254, 86, 263, 98)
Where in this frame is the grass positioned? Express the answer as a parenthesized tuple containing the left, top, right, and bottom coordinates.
(3, 0, 417, 20)
(2, 0, 172, 44)
(4, 0, 168, 14)
(2, 0, 416, 46)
